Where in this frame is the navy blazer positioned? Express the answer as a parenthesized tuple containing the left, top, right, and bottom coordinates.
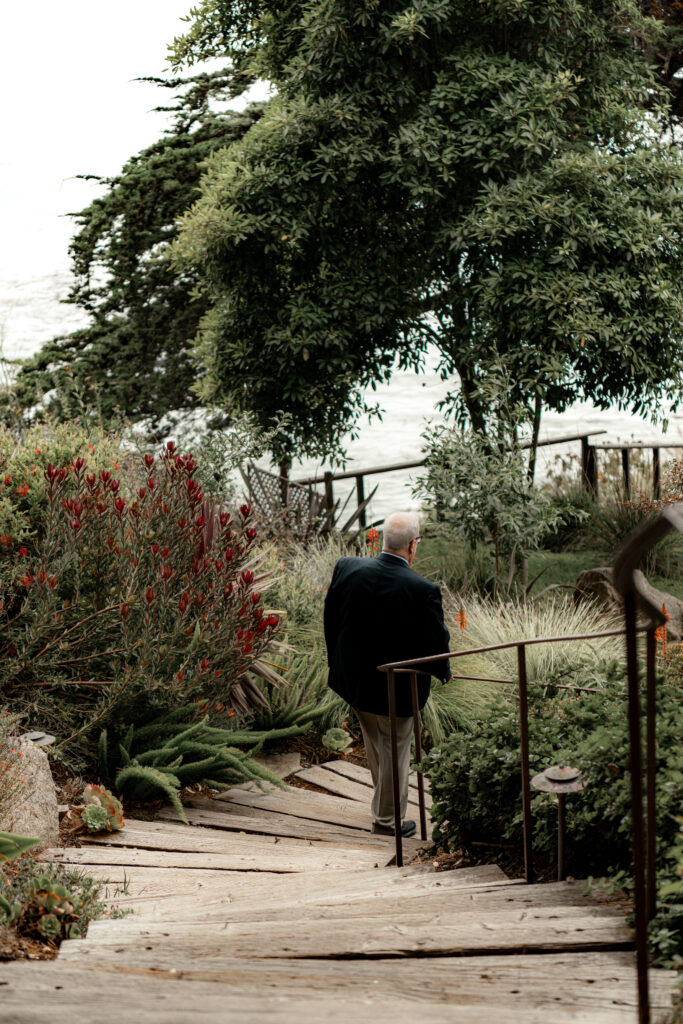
(324, 552, 450, 717)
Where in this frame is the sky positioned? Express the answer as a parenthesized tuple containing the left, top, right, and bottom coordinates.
(1, 1, 211, 284)
(0, 1, 680, 499)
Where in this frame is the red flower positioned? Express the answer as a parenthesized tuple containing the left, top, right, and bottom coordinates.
(109, 479, 120, 494)
(242, 643, 253, 655)
(18, 547, 28, 557)
(253, 607, 263, 620)
(219, 513, 230, 527)
(160, 565, 173, 580)
(239, 503, 251, 518)
(73, 456, 85, 473)
(114, 497, 126, 514)
(241, 570, 254, 586)
(199, 657, 210, 672)
(120, 603, 130, 618)
(3, 475, 10, 486)
(85, 474, 97, 490)
(166, 441, 176, 454)
(37, 570, 47, 585)
(177, 669, 184, 682)
(22, 575, 33, 587)
(100, 470, 111, 484)
(70, 518, 81, 531)
(256, 619, 267, 634)
(138, 487, 147, 500)
(144, 454, 154, 468)
(144, 587, 155, 605)
(161, 547, 169, 558)
(246, 528, 257, 541)
(48, 576, 58, 589)
(151, 543, 159, 555)
(178, 593, 189, 614)
(251, 591, 261, 605)
(147, 477, 156, 490)
(268, 615, 279, 628)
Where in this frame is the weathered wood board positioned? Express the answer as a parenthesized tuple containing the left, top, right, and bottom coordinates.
(294, 763, 425, 817)
(44, 841, 388, 874)
(322, 758, 433, 808)
(154, 801, 425, 851)
(0, 959, 675, 1024)
(60, 905, 633, 964)
(214, 783, 373, 829)
(87, 879, 616, 928)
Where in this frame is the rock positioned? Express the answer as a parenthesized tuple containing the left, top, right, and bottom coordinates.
(0, 735, 59, 851)
(574, 566, 683, 640)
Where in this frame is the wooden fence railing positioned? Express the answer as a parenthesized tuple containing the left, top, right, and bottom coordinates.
(296, 430, 608, 528)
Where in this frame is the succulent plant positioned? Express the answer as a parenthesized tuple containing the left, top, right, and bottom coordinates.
(322, 727, 352, 753)
(80, 805, 109, 833)
(0, 831, 39, 863)
(37, 913, 61, 940)
(74, 784, 124, 833)
(0, 893, 21, 925)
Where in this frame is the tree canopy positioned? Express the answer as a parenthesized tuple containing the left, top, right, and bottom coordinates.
(11, 71, 262, 432)
(170, 0, 683, 460)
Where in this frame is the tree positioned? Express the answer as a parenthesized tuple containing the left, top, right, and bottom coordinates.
(171, 0, 683, 463)
(11, 71, 263, 433)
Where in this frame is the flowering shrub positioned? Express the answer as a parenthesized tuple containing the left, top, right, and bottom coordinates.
(0, 442, 281, 754)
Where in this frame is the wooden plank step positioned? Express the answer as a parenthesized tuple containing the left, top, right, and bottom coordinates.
(35, 953, 675, 1018)
(82, 896, 624, 939)
(294, 764, 426, 817)
(80, 817, 412, 863)
(83, 863, 515, 916)
(323, 759, 433, 809)
(153, 802, 416, 849)
(214, 783, 373, 830)
(87, 878, 526, 927)
(91, 879, 616, 928)
(44, 839, 390, 874)
(60, 906, 633, 962)
(0, 959, 674, 1024)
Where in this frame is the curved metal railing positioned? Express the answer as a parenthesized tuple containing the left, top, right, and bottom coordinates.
(378, 503, 682, 1024)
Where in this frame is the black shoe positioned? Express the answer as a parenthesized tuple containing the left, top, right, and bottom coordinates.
(371, 819, 416, 838)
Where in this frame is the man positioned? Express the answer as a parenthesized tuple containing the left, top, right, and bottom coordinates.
(324, 511, 450, 837)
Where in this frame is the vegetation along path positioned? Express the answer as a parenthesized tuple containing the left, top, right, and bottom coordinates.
(0, 759, 677, 1023)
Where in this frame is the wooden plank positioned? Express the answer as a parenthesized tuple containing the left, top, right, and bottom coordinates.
(44, 841, 389, 874)
(294, 764, 425, 817)
(92, 879, 617, 928)
(82, 817, 389, 859)
(214, 784, 373, 830)
(31, 954, 676, 1015)
(91, 878, 527, 926)
(72, 863, 517, 917)
(153, 803, 410, 849)
(60, 906, 633, 962)
(322, 759, 433, 809)
(82, 898, 624, 940)
(0, 960, 674, 1024)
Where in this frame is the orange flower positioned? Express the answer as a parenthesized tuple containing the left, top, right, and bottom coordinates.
(456, 608, 467, 632)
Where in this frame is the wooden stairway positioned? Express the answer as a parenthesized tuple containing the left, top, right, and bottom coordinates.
(0, 760, 677, 1023)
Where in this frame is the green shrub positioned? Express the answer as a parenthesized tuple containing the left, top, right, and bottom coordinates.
(425, 661, 682, 965)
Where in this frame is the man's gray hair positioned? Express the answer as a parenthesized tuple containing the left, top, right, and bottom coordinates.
(382, 511, 420, 552)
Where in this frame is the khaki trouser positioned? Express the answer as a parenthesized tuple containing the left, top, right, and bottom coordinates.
(355, 709, 413, 828)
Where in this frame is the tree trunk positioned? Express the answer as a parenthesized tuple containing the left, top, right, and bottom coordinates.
(456, 364, 487, 434)
(527, 395, 542, 483)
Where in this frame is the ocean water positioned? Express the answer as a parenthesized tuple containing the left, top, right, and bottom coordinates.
(1, 271, 681, 521)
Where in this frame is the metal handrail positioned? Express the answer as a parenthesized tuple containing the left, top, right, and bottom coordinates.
(377, 533, 679, 1024)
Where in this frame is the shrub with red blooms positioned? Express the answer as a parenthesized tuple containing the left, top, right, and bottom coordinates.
(0, 444, 280, 748)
